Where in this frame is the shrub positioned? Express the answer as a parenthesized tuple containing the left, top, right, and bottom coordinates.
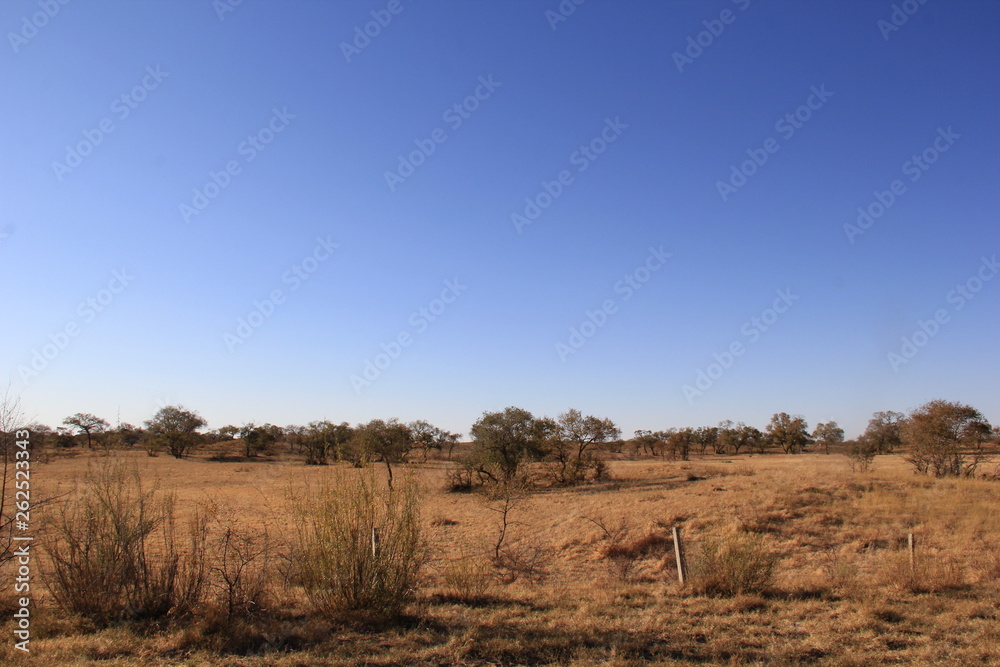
(441, 554, 494, 603)
(292, 469, 423, 620)
(846, 440, 877, 473)
(690, 531, 777, 596)
(42, 457, 208, 625)
(211, 524, 276, 618)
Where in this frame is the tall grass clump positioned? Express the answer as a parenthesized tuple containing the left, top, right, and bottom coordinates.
(690, 530, 778, 596)
(43, 456, 208, 625)
(292, 469, 423, 620)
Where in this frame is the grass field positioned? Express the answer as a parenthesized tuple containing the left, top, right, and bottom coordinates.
(4, 446, 1000, 666)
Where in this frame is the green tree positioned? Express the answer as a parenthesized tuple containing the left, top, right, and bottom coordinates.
(812, 421, 845, 454)
(145, 405, 207, 459)
(62, 412, 110, 449)
(859, 410, 904, 454)
(718, 422, 762, 454)
(547, 409, 620, 484)
(469, 407, 551, 483)
(217, 425, 240, 440)
(353, 419, 414, 489)
(666, 428, 696, 461)
(766, 413, 811, 454)
(304, 421, 353, 465)
(630, 429, 667, 457)
(408, 420, 460, 462)
(239, 422, 281, 458)
(902, 400, 991, 477)
(111, 422, 144, 449)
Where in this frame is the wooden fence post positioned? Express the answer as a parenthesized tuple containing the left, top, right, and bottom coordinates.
(673, 526, 687, 586)
(908, 533, 915, 573)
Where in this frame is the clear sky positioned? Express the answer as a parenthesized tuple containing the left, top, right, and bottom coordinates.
(2, 0, 997, 439)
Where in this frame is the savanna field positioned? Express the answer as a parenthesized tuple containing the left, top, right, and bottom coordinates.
(4, 443, 1000, 667)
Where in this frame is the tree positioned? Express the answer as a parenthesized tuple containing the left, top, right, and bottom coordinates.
(547, 409, 620, 484)
(665, 428, 696, 461)
(812, 421, 845, 454)
(719, 422, 762, 455)
(902, 399, 992, 477)
(239, 422, 281, 458)
(630, 429, 667, 458)
(469, 407, 551, 484)
(715, 421, 735, 454)
(62, 412, 109, 449)
(766, 413, 811, 454)
(859, 411, 904, 454)
(303, 421, 353, 465)
(110, 422, 144, 449)
(353, 419, 413, 489)
(408, 420, 459, 462)
(694, 426, 719, 455)
(144, 405, 207, 458)
(217, 425, 240, 441)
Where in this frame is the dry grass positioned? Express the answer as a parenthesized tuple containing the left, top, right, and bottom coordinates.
(2, 449, 1000, 665)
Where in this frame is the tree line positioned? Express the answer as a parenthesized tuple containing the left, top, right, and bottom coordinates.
(11, 399, 996, 481)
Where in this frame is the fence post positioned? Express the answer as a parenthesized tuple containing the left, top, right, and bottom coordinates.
(372, 527, 380, 559)
(908, 532, 915, 573)
(673, 525, 687, 586)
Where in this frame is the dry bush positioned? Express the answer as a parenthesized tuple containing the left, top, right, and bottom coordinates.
(494, 536, 552, 584)
(733, 461, 756, 476)
(689, 531, 778, 596)
(872, 550, 966, 594)
(587, 516, 673, 582)
(440, 553, 495, 602)
(42, 457, 208, 625)
(210, 524, 276, 619)
(971, 544, 1000, 582)
(292, 469, 424, 620)
(847, 442, 877, 473)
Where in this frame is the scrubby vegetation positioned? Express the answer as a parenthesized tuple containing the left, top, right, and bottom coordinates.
(0, 397, 998, 665)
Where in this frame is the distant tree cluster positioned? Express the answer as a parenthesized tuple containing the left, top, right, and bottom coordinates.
(6, 398, 995, 483)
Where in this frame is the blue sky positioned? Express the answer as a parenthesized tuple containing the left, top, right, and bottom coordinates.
(2, 0, 997, 439)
